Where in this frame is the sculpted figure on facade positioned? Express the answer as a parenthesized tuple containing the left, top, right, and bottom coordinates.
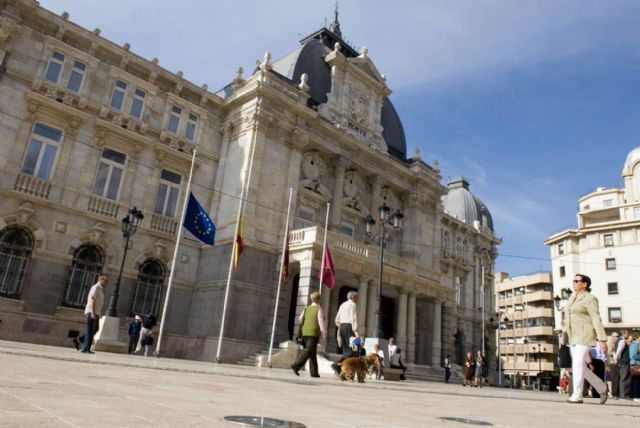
(0, 16, 19, 50)
(343, 170, 369, 215)
(300, 151, 331, 199)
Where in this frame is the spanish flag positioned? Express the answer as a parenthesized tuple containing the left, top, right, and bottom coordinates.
(234, 217, 244, 271)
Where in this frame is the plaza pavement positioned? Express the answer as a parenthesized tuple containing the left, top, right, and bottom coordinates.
(0, 340, 637, 428)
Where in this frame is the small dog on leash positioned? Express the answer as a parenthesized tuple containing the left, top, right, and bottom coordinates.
(338, 357, 370, 383)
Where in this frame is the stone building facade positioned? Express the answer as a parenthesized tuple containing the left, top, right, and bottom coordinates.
(546, 146, 640, 334)
(0, 1, 499, 365)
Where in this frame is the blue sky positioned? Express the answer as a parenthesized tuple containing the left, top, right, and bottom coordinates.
(40, 1, 640, 275)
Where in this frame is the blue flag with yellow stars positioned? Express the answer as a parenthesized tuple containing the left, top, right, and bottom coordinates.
(183, 192, 215, 245)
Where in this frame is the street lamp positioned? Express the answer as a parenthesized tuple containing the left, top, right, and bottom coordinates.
(532, 344, 547, 390)
(364, 202, 404, 338)
(503, 315, 517, 388)
(105, 207, 144, 317)
(489, 315, 500, 385)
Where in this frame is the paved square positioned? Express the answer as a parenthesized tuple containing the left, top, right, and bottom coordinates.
(0, 341, 637, 427)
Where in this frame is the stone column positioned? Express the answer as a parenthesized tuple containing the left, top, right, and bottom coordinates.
(396, 289, 408, 352)
(330, 157, 348, 231)
(357, 275, 370, 336)
(366, 280, 377, 337)
(407, 291, 417, 364)
(431, 299, 443, 366)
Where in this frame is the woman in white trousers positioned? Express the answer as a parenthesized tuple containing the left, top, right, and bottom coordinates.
(562, 274, 609, 404)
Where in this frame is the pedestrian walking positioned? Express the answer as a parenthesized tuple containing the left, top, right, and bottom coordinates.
(629, 335, 640, 402)
(331, 291, 359, 375)
(474, 350, 487, 388)
(135, 311, 156, 357)
(612, 329, 632, 399)
(562, 274, 609, 404)
(291, 292, 327, 378)
(443, 354, 452, 383)
(80, 276, 107, 354)
(128, 315, 142, 354)
(587, 344, 607, 398)
(463, 352, 475, 386)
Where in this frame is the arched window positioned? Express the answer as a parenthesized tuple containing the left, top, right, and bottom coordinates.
(130, 259, 165, 316)
(63, 245, 104, 307)
(0, 226, 34, 298)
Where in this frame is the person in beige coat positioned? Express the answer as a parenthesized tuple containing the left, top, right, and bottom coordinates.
(562, 274, 609, 404)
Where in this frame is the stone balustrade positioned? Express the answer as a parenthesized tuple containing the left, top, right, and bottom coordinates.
(14, 173, 52, 200)
(149, 212, 178, 235)
(87, 195, 120, 218)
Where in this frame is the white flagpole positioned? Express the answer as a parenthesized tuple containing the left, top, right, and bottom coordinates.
(216, 104, 261, 363)
(155, 148, 197, 356)
(267, 187, 293, 367)
(318, 202, 331, 296)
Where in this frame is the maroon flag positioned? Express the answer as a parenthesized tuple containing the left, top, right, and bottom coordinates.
(321, 243, 336, 289)
(282, 239, 289, 284)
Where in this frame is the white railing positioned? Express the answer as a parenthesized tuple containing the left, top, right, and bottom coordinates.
(87, 195, 120, 218)
(150, 213, 178, 235)
(14, 173, 51, 200)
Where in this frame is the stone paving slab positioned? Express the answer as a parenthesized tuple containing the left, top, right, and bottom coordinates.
(0, 340, 638, 427)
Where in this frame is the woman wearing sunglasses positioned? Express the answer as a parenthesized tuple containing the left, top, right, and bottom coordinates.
(562, 274, 609, 404)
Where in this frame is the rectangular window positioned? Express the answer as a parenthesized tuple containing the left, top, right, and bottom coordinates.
(44, 51, 65, 84)
(154, 169, 182, 217)
(603, 199, 613, 208)
(635, 207, 640, 219)
(608, 307, 622, 323)
(110, 80, 127, 110)
(66, 60, 86, 92)
(93, 148, 126, 200)
(605, 258, 616, 270)
(559, 266, 566, 277)
(603, 234, 614, 247)
(168, 106, 181, 133)
(340, 222, 354, 238)
(185, 113, 197, 141)
(607, 282, 618, 295)
(130, 89, 146, 119)
(558, 243, 564, 255)
(21, 123, 63, 180)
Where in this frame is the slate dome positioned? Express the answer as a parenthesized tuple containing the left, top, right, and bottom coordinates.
(442, 177, 494, 231)
(271, 29, 407, 161)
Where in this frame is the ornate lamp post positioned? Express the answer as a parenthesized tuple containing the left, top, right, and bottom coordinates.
(364, 202, 404, 338)
(488, 314, 500, 385)
(105, 207, 144, 317)
(532, 344, 547, 390)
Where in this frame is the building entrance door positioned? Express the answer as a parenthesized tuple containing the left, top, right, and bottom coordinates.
(286, 274, 300, 340)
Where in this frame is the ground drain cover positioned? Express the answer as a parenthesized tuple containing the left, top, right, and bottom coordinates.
(223, 416, 306, 427)
(439, 417, 493, 426)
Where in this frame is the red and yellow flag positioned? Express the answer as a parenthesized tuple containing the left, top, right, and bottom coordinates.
(234, 217, 244, 271)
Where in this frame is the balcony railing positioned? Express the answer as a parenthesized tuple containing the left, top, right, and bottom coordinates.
(14, 173, 51, 200)
(499, 326, 555, 338)
(289, 226, 440, 283)
(149, 213, 178, 235)
(87, 195, 120, 218)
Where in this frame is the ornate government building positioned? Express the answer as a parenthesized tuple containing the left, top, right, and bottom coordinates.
(0, 1, 499, 367)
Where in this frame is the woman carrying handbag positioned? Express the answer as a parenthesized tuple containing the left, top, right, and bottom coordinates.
(562, 274, 609, 404)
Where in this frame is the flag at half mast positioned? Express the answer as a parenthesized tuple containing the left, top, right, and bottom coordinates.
(183, 192, 215, 245)
(233, 216, 244, 271)
(320, 243, 335, 289)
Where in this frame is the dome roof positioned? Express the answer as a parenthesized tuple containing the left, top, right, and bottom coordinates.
(442, 177, 494, 231)
(271, 29, 407, 161)
(624, 146, 640, 169)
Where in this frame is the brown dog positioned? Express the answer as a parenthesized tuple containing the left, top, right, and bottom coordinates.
(338, 357, 370, 383)
(366, 353, 383, 380)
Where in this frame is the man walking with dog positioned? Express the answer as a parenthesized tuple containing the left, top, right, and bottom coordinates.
(331, 291, 359, 375)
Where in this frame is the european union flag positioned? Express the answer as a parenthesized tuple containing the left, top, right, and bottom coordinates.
(183, 192, 215, 245)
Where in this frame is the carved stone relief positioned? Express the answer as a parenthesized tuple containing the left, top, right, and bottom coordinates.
(343, 170, 368, 214)
(300, 151, 331, 198)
